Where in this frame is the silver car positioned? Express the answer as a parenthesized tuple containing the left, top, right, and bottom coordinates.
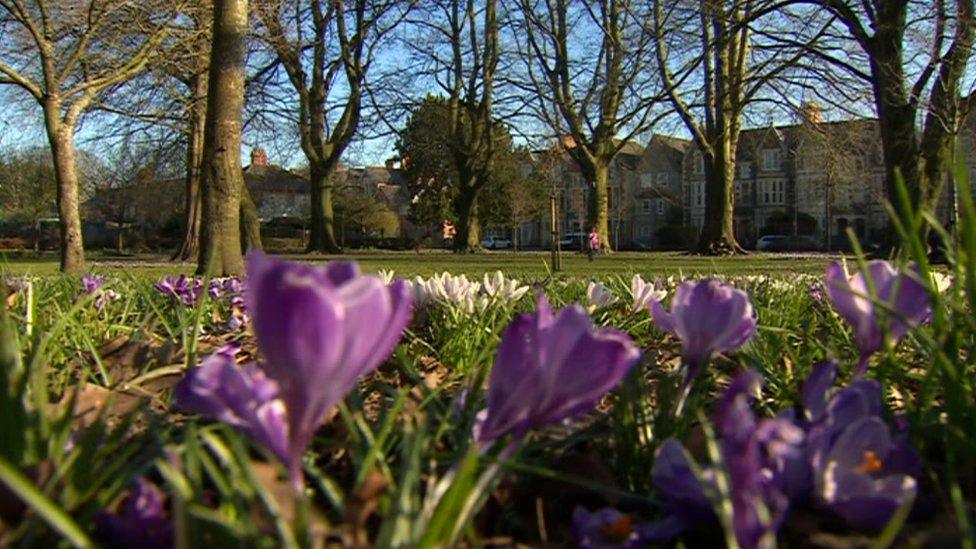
(480, 236, 512, 249)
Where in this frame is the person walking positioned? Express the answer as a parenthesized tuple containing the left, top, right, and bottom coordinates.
(587, 226, 600, 261)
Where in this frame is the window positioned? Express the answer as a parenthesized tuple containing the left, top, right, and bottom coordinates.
(695, 182, 704, 206)
(642, 199, 651, 213)
(759, 180, 785, 205)
(657, 172, 669, 185)
(693, 152, 704, 174)
(738, 162, 752, 179)
(640, 174, 653, 188)
(657, 199, 666, 215)
(762, 149, 781, 171)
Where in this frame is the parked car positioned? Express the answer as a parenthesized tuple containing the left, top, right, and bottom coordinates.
(558, 232, 587, 251)
(755, 235, 787, 251)
(766, 235, 820, 252)
(480, 235, 512, 249)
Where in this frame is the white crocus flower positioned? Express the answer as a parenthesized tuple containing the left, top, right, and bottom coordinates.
(482, 270, 530, 303)
(630, 274, 667, 314)
(930, 271, 952, 293)
(376, 269, 396, 285)
(586, 281, 617, 311)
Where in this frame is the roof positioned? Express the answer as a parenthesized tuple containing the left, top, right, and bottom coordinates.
(244, 164, 308, 193)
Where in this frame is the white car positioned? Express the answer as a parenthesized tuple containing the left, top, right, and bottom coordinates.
(480, 236, 512, 249)
(756, 235, 787, 251)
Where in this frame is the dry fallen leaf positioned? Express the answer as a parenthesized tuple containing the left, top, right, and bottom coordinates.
(343, 470, 389, 548)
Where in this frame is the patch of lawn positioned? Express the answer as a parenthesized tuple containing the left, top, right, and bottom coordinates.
(0, 249, 840, 279)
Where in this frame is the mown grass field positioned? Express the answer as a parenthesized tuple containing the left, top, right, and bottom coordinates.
(1, 249, 842, 278)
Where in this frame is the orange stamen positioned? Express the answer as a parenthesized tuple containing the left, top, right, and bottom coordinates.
(855, 450, 883, 474)
(601, 516, 633, 541)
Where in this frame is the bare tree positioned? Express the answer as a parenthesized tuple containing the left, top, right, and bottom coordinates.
(254, 0, 408, 254)
(0, 0, 186, 272)
(793, 0, 976, 233)
(400, 0, 502, 252)
(515, 0, 663, 252)
(169, 2, 213, 261)
(197, 0, 249, 275)
(652, 0, 821, 254)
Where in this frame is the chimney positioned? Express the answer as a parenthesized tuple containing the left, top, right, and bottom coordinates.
(560, 134, 577, 149)
(800, 101, 823, 124)
(250, 147, 269, 167)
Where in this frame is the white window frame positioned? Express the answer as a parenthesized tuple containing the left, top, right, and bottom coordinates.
(642, 199, 651, 213)
(657, 199, 666, 215)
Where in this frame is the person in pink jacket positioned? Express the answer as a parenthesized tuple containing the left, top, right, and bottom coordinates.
(587, 226, 600, 260)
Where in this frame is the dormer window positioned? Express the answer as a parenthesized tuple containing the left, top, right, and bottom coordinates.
(762, 149, 781, 171)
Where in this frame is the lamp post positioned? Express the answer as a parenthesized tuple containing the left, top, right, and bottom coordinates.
(550, 187, 561, 271)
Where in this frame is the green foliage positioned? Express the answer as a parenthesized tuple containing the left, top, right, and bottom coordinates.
(396, 95, 520, 229)
(2, 193, 976, 546)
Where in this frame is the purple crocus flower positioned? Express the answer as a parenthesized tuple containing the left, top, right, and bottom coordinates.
(173, 344, 289, 463)
(650, 371, 803, 548)
(95, 478, 173, 549)
(801, 361, 920, 530)
(809, 282, 825, 307)
(155, 275, 202, 306)
(712, 371, 795, 548)
(176, 256, 412, 491)
(817, 417, 917, 530)
(244, 252, 412, 488)
(473, 294, 639, 447)
(208, 279, 223, 299)
(825, 260, 931, 377)
(95, 289, 120, 310)
(80, 274, 107, 294)
(651, 279, 757, 404)
(79, 274, 119, 310)
(573, 506, 652, 548)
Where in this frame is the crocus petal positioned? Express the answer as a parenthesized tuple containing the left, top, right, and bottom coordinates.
(476, 294, 639, 446)
(95, 479, 172, 549)
(653, 279, 756, 381)
(173, 350, 289, 464)
(818, 416, 918, 531)
(652, 439, 712, 515)
(243, 253, 412, 484)
(827, 473, 916, 531)
(802, 361, 838, 422)
(651, 297, 676, 334)
(826, 261, 931, 377)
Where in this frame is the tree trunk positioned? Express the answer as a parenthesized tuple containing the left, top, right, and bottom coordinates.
(240, 182, 263, 253)
(867, 10, 920, 242)
(697, 141, 743, 254)
(580, 159, 613, 252)
(307, 163, 341, 253)
(173, 73, 208, 261)
(452, 183, 482, 253)
(919, 0, 975, 217)
(196, 0, 247, 276)
(42, 105, 85, 273)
